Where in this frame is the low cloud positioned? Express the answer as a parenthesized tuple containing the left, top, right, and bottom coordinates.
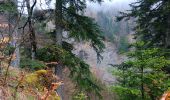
(87, 0, 136, 12)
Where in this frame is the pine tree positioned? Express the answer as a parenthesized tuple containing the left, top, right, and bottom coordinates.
(0, 0, 105, 99)
(113, 0, 170, 99)
(35, 0, 105, 99)
(54, 0, 64, 99)
(112, 42, 170, 100)
(117, 0, 170, 49)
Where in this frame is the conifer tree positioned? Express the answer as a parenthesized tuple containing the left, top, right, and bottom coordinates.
(113, 0, 170, 99)
(36, 0, 105, 99)
(117, 0, 170, 49)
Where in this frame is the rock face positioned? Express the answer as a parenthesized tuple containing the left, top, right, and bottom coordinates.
(73, 41, 126, 85)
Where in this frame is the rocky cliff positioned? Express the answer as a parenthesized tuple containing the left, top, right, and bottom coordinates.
(72, 41, 127, 85)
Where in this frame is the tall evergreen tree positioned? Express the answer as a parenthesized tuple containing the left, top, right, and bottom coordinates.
(54, 0, 64, 99)
(36, 0, 105, 99)
(112, 0, 170, 99)
(117, 0, 170, 49)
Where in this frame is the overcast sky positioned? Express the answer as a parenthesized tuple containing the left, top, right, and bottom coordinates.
(18, 0, 135, 13)
(34, 0, 135, 10)
(87, 0, 135, 11)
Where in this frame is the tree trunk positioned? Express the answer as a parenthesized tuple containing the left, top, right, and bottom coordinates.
(14, 0, 20, 68)
(141, 66, 144, 100)
(25, 0, 37, 60)
(8, 9, 20, 67)
(55, 0, 64, 99)
(12, 25, 20, 67)
(166, 15, 170, 48)
(55, 0, 63, 45)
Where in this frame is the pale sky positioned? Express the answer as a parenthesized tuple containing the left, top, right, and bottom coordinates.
(87, 0, 135, 12)
(35, 0, 135, 10)
(18, 0, 135, 13)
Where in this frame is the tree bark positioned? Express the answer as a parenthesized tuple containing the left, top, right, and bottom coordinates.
(12, 25, 20, 67)
(141, 66, 144, 100)
(166, 15, 170, 48)
(8, 8, 20, 67)
(55, 0, 63, 45)
(55, 0, 64, 99)
(25, 0, 37, 60)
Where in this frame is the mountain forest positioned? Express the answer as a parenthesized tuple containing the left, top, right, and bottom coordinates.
(0, 0, 169, 100)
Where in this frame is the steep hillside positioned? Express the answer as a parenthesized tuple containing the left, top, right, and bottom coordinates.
(72, 41, 127, 85)
(70, 2, 135, 86)
(85, 5, 135, 55)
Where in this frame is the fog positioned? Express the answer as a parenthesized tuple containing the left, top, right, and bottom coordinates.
(87, 0, 136, 12)
(33, 0, 135, 11)
(18, 0, 135, 14)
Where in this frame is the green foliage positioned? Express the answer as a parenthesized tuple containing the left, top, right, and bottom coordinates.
(96, 11, 116, 41)
(3, 45, 15, 55)
(96, 11, 133, 42)
(118, 36, 129, 53)
(117, 0, 170, 48)
(115, 0, 170, 99)
(62, 41, 73, 52)
(0, 1, 17, 13)
(40, 0, 105, 61)
(73, 92, 87, 100)
(112, 42, 170, 100)
(51, 0, 105, 61)
(112, 86, 141, 100)
(36, 45, 102, 98)
(64, 14, 105, 61)
(24, 70, 54, 90)
(30, 0, 105, 99)
(20, 58, 46, 70)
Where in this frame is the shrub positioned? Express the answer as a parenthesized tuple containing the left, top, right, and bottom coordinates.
(20, 58, 46, 70)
